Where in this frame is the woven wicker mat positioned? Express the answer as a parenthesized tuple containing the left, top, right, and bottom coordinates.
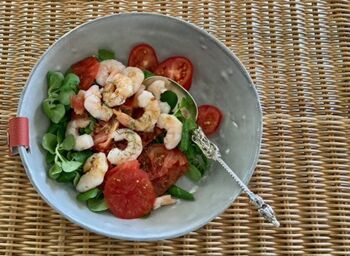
(1, 0, 350, 255)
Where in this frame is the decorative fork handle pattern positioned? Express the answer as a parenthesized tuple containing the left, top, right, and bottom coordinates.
(192, 127, 280, 227)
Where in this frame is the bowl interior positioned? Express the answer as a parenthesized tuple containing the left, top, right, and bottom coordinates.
(18, 13, 262, 241)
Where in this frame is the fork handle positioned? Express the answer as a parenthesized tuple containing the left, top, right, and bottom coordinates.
(192, 127, 279, 227)
(216, 157, 280, 227)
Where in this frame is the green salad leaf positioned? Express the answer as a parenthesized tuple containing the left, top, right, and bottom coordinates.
(79, 118, 95, 135)
(56, 126, 66, 144)
(61, 160, 82, 173)
(77, 188, 101, 202)
(59, 89, 75, 106)
(56, 171, 77, 183)
(46, 152, 55, 165)
(69, 150, 93, 163)
(143, 70, 154, 79)
(47, 71, 64, 94)
(44, 71, 77, 123)
(185, 142, 209, 175)
(168, 185, 194, 201)
(98, 49, 115, 61)
(43, 100, 66, 124)
(42, 133, 58, 154)
(179, 116, 197, 152)
(61, 134, 75, 151)
(174, 96, 197, 120)
(175, 106, 210, 181)
(186, 164, 202, 182)
(160, 90, 178, 110)
(61, 73, 79, 92)
(73, 172, 81, 187)
(87, 197, 109, 212)
(47, 123, 60, 134)
(77, 188, 109, 212)
(43, 71, 93, 190)
(48, 164, 62, 179)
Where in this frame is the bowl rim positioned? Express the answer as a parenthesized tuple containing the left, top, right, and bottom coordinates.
(17, 12, 263, 241)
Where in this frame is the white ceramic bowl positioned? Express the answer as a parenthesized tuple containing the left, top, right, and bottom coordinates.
(18, 13, 262, 241)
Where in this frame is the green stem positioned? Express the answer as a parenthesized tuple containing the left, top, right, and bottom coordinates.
(55, 144, 65, 162)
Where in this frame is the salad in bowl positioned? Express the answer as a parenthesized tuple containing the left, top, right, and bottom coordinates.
(18, 13, 262, 240)
(41, 44, 223, 219)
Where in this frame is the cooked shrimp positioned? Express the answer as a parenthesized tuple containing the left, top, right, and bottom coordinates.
(137, 90, 153, 108)
(76, 153, 108, 192)
(147, 80, 166, 99)
(96, 59, 125, 86)
(114, 92, 161, 131)
(153, 195, 177, 210)
(102, 73, 134, 107)
(84, 85, 113, 121)
(66, 118, 94, 151)
(137, 84, 146, 94)
(146, 80, 171, 113)
(157, 113, 183, 150)
(121, 67, 144, 94)
(159, 102, 171, 114)
(107, 128, 143, 165)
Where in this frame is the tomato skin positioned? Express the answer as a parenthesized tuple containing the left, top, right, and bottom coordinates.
(71, 111, 88, 120)
(71, 56, 100, 90)
(93, 136, 113, 153)
(138, 144, 189, 195)
(128, 44, 159, 72)
(93, 119, 119, 153)
(154, 56, 193, 90)
(138, 127, 163, 147)
(104, 160, 156, 219)
(119, 95, 137, 116)
(197, 105, 223, 136)
(71, 90, 85, 115)
(103, 166, 119, 186)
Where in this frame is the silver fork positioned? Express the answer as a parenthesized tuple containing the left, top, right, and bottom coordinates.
(192, 127, 280, 227)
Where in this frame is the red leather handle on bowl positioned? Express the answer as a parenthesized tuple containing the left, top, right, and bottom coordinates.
(8, 117, 29, 156)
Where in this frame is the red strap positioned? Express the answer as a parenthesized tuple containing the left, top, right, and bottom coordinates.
(8, 117, 29, 155)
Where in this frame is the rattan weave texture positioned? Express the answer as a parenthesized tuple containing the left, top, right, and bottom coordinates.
(0, 1, 349, 255)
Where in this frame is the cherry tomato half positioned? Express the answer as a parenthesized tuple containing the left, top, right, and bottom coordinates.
(128, 44, 159, 72)
(197, 105, 223, 136)
(71, 56, 100, 90)
(154, 56, 193, 90)
(104, 160, 156, 219)
(138, 144, 188, 196)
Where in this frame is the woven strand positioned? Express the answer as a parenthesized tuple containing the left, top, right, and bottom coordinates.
(0, 0, 350, 255)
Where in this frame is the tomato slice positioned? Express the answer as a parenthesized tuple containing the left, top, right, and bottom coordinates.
(197, 105, 223, 136)
(71, 56, 100, 90)
(103, 166, 119, 185)
(138, 144, 188, 195)
(104, 160, 156, 219)
(71, 90, 85, 115)
(128, 44, 159, 72)
(154, 56, 193, 90)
